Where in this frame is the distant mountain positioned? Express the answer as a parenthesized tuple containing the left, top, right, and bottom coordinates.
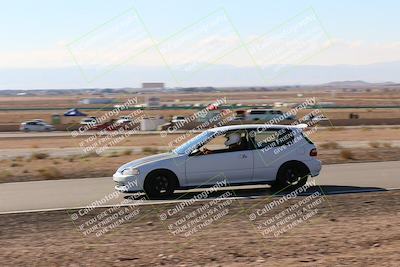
(1, 61, 400, 89)
(322, 80, 397, 87)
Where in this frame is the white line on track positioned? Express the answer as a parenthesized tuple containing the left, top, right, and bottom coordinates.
(1, 187, 398, 216)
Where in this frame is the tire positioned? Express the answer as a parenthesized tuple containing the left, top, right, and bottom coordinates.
(273, 162, 310, 191)
(144, 170, 177, 198)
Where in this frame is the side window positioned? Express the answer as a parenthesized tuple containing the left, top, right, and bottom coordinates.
(254, 130, 280, 149)
(203, 134, 227, 151)
(252, 129, 295, 149)
(200, 130, 250, 153)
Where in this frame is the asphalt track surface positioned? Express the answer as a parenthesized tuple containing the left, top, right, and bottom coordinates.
(0, 161, 399, 214)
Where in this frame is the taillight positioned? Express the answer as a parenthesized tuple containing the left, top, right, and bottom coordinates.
(310, 148, 318, 157)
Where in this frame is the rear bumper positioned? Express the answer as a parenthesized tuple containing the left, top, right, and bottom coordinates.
(305, 159, 322, 177)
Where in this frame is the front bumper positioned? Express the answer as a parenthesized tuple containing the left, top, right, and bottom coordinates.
(113, 172, 144, 192)
(114, 184, 142, 193)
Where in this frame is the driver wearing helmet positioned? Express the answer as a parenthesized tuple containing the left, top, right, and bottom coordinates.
(224, 132, 247, 152)
(202, 131, 248, 154)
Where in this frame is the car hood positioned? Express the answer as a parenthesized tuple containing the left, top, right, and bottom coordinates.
(117, 152, 179, 172)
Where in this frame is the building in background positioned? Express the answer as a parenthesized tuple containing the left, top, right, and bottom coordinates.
(142, 82, 165, 89)
(79, 98, 114, 104)
(145, 96, 161, 108)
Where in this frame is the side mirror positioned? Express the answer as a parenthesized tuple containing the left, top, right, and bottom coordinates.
(189, 148, 200, 156)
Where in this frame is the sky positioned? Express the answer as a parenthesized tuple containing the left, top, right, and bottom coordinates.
(1, 0, 399, 89)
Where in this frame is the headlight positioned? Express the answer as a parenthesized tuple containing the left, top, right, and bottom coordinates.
(121, 167, 140, 176)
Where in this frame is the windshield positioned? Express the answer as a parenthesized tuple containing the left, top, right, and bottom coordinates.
(173, 130, 218, 155)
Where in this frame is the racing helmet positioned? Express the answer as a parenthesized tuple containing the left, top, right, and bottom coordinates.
(224, 132, 241, 146)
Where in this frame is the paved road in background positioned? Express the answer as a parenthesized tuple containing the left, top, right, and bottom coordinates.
(0, 161, 399, 214)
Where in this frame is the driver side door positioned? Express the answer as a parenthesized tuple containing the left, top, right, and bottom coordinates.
(185, 130, 254, 187)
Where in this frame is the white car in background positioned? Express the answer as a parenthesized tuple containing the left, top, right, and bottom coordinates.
(115, 116, 132, 125)
(245, 109, 295, 121)
(113, 124, 321, 198)
(171, 115, 186, 124)
(303, 114, 329, 122)
(20, 121, 55, 132)
(80, 117, 97, 126)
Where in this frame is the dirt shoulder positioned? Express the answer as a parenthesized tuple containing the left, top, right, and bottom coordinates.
(1, 190, 399, 266)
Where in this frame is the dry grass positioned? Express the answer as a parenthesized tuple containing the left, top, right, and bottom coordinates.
(369, 142, 381, 148)
(122, 149, 132, 155)
(142, 147, 160, 155)
(340, 149, 355, 160)
(30, 152, 49, 160)
(10, 162, 21, 167)
(37, 167, 63, 179)
(328, 127, 344, 131)
(107, 151, 120, 157)
(79, 152, 99, 159)
(383, 142, 393, 148)
(319, 141, 341, 149)
(0, 170, 13, 182)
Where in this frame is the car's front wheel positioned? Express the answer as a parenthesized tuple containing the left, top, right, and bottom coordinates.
(273, 162, 310, 191)
(144, 170, 176, 198)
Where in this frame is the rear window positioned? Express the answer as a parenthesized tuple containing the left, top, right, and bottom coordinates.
(250, 110, 267, 115)
(301, 132, 314, 144)
(250, 110, 266, 115)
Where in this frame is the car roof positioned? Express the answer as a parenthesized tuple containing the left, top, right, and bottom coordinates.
(208, 124, 307, 132)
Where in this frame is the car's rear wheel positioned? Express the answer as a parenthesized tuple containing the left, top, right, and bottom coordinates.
(144, 170, 176, 198)
(273, 162, 310, 191)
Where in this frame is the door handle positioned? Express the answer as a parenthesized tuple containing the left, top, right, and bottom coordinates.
(240, 154, 248, 159)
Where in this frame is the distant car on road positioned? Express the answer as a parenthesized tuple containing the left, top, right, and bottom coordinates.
(20, 121, 55, 132)
(303, 114, 329, 123)
(245, 109, 295, 121)
(113, 124, 321, 198)
(33, 119, 46, 123)
(171, 115, 186, 124)
(115, 116, 132, 125)
(80, 117, 97, 126)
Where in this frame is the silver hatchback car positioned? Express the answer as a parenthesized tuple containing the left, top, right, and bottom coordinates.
(114, 124, 321, 198)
